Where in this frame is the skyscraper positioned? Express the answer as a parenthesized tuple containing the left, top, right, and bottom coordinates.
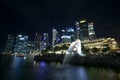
(14, 35, 29, 54)
(66, 27, 75, 41)
(52, 28, 57, 46)
(88, 22, 96, 40)
(79, 20, 89, 40)
(75, 22, 81, 39)
(40, 33, 50, 51)
(41, 33, 50, 50)
(43, 33, 49, 42)
(34, 33, 41, 50)
(61, 29, 65, 36)
(5, 35, 14, 54)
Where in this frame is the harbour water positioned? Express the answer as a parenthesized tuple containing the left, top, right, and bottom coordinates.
(0, 55, 120, 80)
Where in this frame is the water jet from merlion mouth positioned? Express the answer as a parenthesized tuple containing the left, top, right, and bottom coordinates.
(63, 39, 85, 64)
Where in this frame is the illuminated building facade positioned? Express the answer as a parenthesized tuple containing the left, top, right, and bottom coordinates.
(43, 33, 49, 42)
(34, 33, 41, 50)
(82, 38, 119, 50)
(14, 35, 29, 54)
(5, 35, 14, 54)
(66, 28, 75, 41)
(79, 20, 89, 40)
(40, 33, 50, 50)
(52, 37, 118, 54)
(61, 28, 75, 43)
(52, 28, 57, 45)
(88, 22, 96, 40)
(75, 22, 81, 39)
(61, 35, 71, 43)
(74, 20, 96, 41)
(61, 29, 65, 36)
(27, 41, 35, 53)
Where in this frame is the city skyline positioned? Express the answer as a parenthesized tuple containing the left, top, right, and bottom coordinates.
(3, 22, 119, 54)
(0, 0, 120, 51)
(1, 20, 120, 52)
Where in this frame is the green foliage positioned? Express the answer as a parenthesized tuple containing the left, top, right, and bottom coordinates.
(46, 46, 52, 51)
(83, 48, 90, 54)
(102, 47, 110, 53)
(118, 42, 120, 49)
(54, 46, 58, 51)
(53, 44, 69, 52)
(41, 50, 45, 53)
(61, 44, 68, 50)
(82, 45, 90, 54)
(91, 47, 99, 53)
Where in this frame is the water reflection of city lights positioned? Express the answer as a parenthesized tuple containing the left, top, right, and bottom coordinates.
(24, 57, 27, 59)
(39, 62, 47, 67)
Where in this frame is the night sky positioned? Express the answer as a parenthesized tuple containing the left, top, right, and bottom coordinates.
(0, 0, 120, 51)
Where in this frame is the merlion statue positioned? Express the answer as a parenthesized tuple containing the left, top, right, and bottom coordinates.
(67, 39, 85, 56)
(63, 39, 85, 64)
